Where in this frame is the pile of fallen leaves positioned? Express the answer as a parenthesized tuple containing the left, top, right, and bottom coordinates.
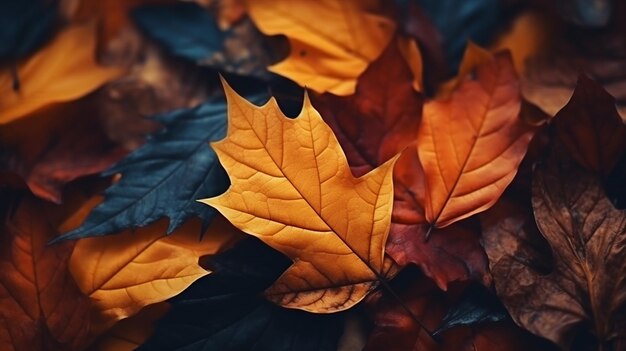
(1, 0, 626, 350)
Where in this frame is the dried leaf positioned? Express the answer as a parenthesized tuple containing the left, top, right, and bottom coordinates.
(0, 196, 92, 351)
(419, 48, 533, 228)
(0, 24, 122, 124)
(201, 79, 398, 312)
(245, 0, 395, 95)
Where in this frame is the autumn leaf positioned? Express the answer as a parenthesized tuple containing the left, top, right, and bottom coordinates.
(316, 41, 488, 289)
(0, 195, 92, 351)
(0, 97, 126, 203)
(138, 239, 344, 351)
(419, 46, 534, 229)
(58, 94, 266, 241)
(553, 75, 626, 175)
(63, 196, 241, 327)
(245, 0, 396, 95)
(0, 24, 122, 124)
(88, 303, 169, 351)
(482, 157, 626, 350)
(200, 79, 398, 313)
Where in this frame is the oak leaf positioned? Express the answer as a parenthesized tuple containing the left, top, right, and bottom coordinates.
(482, 159, 626, 350)
(63, 196, 241, 327)
(419, 47, 533, 228)
(0, 24, 122, 124)
(0, 196, 92, 351)
(244, 0, 395, 95)
(201, 80, 398, 313)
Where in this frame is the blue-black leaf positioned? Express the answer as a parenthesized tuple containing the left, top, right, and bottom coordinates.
(138, 238, 344, 351)
(132, 2, 276, 79)
(0, 0, 58, 60)
(57, 93, 267, 241)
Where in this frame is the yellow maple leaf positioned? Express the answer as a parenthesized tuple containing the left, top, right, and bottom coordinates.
(63, 197, 241, 329)
(245, 0, 395, 95)
(0, 24, 122, 124)
(200, 79, 398, 313)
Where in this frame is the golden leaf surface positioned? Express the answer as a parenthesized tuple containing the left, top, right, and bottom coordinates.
(201, 80, 398, 313)
(418, 47, 533, 228)
(0, 24, 122, 124)
(245, 0, 395, 95)
(65, 197, 241, 326)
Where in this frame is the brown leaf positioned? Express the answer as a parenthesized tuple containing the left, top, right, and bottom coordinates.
(554, 75, 626, 175)
(0, 196, 92, 351)
(440, 322, 558, 351)
(0, 98, 127, 203)
(482, 158, 626, 350)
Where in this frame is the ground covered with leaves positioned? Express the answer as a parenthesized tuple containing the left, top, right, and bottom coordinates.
(1, 0, 626, 350)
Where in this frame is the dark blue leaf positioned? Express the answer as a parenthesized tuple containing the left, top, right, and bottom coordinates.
(132, 2, 224, 62)
(56, 93, 268, 241)
(434, 284, 508, 335)
(414, 0, 500, 71)
(0, 0, 58, 60)
(138, 239, 344, 351)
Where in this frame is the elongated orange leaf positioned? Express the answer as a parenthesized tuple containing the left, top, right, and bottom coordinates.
(245, 0, 395, 95)
(418, 47, 534, 228)
(0, 24, 122, 124)
(65, 197, 241, 327)
(201, 80, 398, 313)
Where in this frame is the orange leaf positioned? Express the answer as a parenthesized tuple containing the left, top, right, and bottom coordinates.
(245, 0, 395, 95)
(418, 47, 534, 228)
(0, 24, 122, 124)
(200, 79, 398, 313)
(0, 196, 92, 351)
(64, 197, 241, 328)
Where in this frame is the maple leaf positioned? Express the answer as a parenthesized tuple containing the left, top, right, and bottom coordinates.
(316, 41, 488, 289)
(0, 24, 122, 124)
(244, 0, 396, 95)
(0, 98, 126, 203)
(138, 239, 344, 351)
(419, 46, 534, 228)
(58, 94, 266, 241)
(0, 195, 92, 351)
(553, 75, 626, 175)
(63, 196, 241, 327)
(200, 79, 398, 313)
(482, 157, 626, 350)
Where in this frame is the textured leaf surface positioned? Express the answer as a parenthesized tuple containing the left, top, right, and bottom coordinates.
(419, 49, 532, 228)
(0, 24, 121, 124)
(483, 159, 626, 349)
(59, 94, 265, 241)
(64, 196, 240, 325)
(201, 80, 398, 312)
(245, 0, 395, 95)
(0, 196, 92, 351)
(138, 239, 344, 351)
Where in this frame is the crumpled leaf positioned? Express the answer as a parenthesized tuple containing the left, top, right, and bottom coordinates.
(316, 41, 488, 289)
(482, 158, 626, 350)
(63, 195, 241, 325)
(138, 238, 344, 351)
(0, 195, 92, 351)
(58, 93, 266, 241)
(245, 0, 396, 95)
(201, 80, 398, 313)
(0, 0, 58, 60)
(0, 24, 122, 124)
(419, 47, 534, 228)
(0, 97, 127, 203)
(553, 74, 626, 175)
